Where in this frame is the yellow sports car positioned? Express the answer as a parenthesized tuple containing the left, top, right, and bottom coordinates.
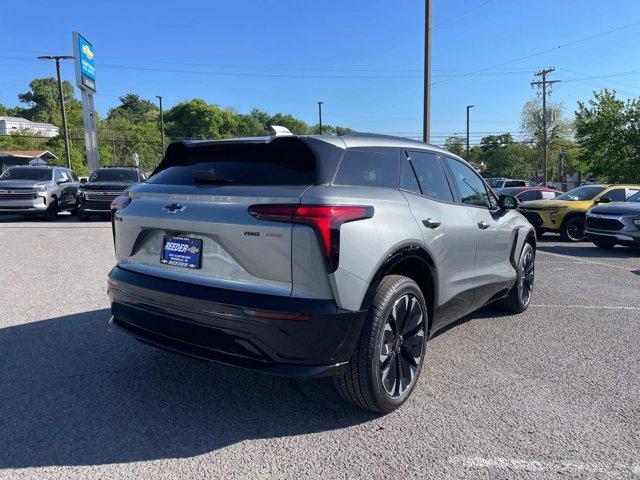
(518, 184, 640, 241)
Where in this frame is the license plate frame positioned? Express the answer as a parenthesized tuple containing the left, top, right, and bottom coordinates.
(160, 235, 203, 270)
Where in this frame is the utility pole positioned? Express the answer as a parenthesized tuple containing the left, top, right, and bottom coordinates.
(37, 55, 74, 169)
(466, 105, 475, 160)
(317, 101, 323, 134)
(156, 95, 165, 153)
(531, 68, 560, 187)
(423, 0, 432, 143)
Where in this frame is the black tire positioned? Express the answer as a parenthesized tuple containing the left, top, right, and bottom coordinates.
(44, 198, 59, 221)
(497, 242, 535, 313)
(333, 275, 428, 413)
(593, 240, 616, 249)
(78, 210, 90, 221)
(560, 215, 585, 242)
(534, 228, 545, 238)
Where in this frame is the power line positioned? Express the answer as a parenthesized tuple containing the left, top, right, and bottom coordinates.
(432, 20, 640, 86)
(433, 0, 497, 28)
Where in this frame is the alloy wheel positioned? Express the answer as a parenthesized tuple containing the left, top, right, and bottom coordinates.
(566, 218, 585, 241)
(379, 294, 426, 397)
(519, 248, 535, 307)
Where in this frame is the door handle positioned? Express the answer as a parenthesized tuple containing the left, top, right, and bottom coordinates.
(477, 220, 491, 230)
(422, 218, 441, 229)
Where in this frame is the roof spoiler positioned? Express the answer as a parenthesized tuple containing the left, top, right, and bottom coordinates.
(267, 125, 293, 137)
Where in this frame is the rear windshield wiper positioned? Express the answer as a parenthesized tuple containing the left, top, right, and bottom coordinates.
(193, 170, 235, 184)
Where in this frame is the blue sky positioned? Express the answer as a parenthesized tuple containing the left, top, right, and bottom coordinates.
(1, 0, 639, 146)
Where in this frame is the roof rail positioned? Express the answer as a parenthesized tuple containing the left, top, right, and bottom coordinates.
(267, 125, 293, 137)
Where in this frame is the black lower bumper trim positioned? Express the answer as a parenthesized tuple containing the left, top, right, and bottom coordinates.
(108, 267, 366, 378)
(586, 231, 640, 246)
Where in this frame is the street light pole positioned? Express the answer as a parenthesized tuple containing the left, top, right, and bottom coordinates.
(317, 101, 323, 134)
(156, 95, 165, 153)
(423, 0, 432, 143)
(466, 105, 475, 160)
(38, 55, 74, 169)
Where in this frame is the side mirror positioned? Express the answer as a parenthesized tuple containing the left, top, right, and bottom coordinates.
(498, 194, 518, 210)
(57, 178, 69, 185)
(80, 178, 87, 184)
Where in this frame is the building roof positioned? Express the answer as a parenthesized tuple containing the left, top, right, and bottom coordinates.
(0, 116, 32, 123)
(0, 150, 58, 159)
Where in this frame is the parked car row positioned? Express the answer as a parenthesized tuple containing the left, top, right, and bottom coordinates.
(0, 165, 145, 220)
(517, 184, 640, 245)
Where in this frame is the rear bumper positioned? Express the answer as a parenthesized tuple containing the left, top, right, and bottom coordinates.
(108, 266, 367, 378)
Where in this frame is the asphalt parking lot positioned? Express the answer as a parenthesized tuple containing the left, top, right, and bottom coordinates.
(1, 214, 639, 479)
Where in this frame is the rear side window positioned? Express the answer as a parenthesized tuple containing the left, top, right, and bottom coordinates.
(519, 190, 541, 201)
(333, 147, 399, 188)
(542, 190, 559, 199)
(404, 151, 454, 202)
(149, 138, 316, 186)
(505, 180, 526, 187)
(603, 188, 626, 202)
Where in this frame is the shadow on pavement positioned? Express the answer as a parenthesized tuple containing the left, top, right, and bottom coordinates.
(537, 242, 640, 259)
(0, 309, 376, 469)
(430, 305, 512, 339)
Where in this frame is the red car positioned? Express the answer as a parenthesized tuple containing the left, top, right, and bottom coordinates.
(494, 186, 563, 203)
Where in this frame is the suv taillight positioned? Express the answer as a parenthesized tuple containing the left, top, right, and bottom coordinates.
(248, 204, 374, 272)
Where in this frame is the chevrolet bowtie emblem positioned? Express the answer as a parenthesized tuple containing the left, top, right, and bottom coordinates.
(163, 203, 187, 214)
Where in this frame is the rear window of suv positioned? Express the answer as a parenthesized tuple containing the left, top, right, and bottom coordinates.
(333, 147, 399, 188)
(149, 138, 317, 186)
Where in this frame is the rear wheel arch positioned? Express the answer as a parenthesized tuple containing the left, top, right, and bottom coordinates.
(360, 244, 436, 334)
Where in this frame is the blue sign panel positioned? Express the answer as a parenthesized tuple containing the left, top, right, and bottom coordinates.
(77, 35, 95, 81)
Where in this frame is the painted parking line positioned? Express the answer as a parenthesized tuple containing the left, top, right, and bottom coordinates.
(531, 304, 640, 311)
(448, 455, 640, 476)
(537, 250, 633, 270)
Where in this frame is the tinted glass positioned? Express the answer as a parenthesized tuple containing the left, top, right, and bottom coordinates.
(0, 167, 52, 181)
(400, 156, 421, 194)
(602, 188, 626, 202)
(90, 169, 140, 183)
(334, 147, 399, 188)
(406, 151, 453, 202)
(444, 157, 492, 208)
(150, 141, 316, 186)
(630, 191, 640, 202)
(519, 190, 541, 201)
(505, 180, 526, 187)
(556, 186, 606, 201)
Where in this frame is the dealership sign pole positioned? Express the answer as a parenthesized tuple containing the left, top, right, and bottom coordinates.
(72, 32, 100, 172)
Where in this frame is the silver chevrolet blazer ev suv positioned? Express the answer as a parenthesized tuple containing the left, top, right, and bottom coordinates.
(108, 129, 536, 413)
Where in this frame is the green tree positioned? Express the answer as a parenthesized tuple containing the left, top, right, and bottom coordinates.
(520, 98, 578, 180)
(17, 78, 82, 127)
(575, 89, 640, 183)
(164, 99, 240, 139)
(267, 113, 310, 135)
(107, 93, 159, 124)
(443, 136, 465, 157)
(479, 133, 536, 179)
